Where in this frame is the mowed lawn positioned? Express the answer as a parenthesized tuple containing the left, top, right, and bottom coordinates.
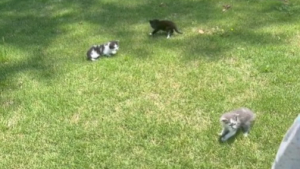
(1, 0, 300, 168)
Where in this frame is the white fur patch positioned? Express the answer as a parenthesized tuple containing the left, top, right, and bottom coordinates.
(103, 43, 119, 56)
(167, 32, 171, 39)
(90, 50, 100, 59)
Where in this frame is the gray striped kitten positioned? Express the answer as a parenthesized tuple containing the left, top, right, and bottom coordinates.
(219, 107, 256, 142)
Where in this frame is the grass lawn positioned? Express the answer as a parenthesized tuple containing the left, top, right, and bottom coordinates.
(1, 0, 300, 168)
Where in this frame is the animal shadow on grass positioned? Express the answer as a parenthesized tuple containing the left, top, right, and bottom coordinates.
(148, 32, 171, 38)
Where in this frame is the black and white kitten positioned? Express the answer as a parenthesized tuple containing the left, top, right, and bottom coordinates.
(149, 19, 182, 39)
(219, 107, 256, 142)
(86, 41, 119, 61)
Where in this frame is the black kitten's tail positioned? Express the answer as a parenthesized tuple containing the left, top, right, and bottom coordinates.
(175, 27, 183, 34)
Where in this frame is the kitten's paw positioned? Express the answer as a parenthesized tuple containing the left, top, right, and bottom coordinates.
(221, 137, 227, 142)
(243, 133, 249, 137)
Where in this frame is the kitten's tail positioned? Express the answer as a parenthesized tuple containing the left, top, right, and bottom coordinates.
(175, 27, 183, 34)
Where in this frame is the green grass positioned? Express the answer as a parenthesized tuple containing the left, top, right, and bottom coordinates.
(1, 0, 300, 168)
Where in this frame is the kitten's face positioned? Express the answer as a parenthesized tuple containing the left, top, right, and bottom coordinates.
(228, 118, 240, 129)
(149, 19, 159, 28)
(109, 41, 119, 50)
(221, 116, 240, 130)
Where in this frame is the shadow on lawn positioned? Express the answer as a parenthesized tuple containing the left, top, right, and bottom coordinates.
(0, 0, 215, 84)
(0, 0, 299, 86)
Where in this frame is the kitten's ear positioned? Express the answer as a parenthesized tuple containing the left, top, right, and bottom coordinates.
(221, 117, 228, 122)
(234, 114, 240, 121)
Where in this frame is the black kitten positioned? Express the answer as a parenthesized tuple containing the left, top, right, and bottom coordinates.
(149, 19, 182, 38)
